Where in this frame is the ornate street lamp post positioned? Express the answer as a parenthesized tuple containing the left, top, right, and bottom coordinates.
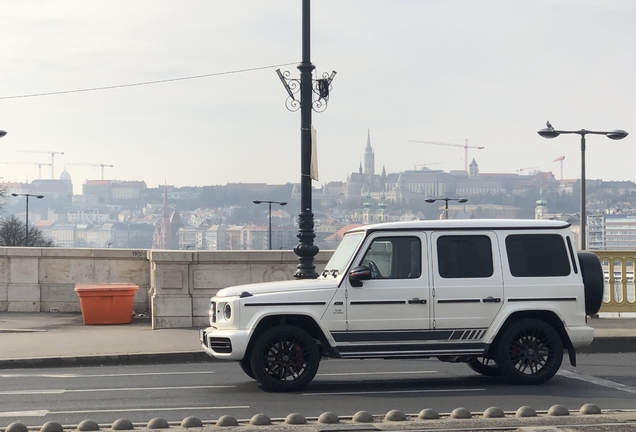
(253, 200, 288, 250)
(537, 121, 628, 250)
(276, 0, 336, 279)
(12, 193, 44, 246)
(425, 197, 468, 220)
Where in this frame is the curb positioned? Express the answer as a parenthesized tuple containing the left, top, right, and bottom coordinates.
(580, 336, 636, 353)
(0, 351, 211, 369)
(1, 336, 635, 369)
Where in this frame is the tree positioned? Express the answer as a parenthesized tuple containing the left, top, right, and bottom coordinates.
(0, 215, 54, 247)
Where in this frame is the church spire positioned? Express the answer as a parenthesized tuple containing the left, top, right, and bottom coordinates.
(363, 129, 375, 177)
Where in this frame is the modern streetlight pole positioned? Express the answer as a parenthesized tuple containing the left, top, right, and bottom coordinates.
(253, 200, 288, 250)
(425, 197, 468, 220)
(537, 121, 628, 250)
(12, 193, 44, 246)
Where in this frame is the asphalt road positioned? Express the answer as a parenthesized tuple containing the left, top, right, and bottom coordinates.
(1, 353, 636, 427)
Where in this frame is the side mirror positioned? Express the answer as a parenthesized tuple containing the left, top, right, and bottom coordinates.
(349, 265, 371, 287)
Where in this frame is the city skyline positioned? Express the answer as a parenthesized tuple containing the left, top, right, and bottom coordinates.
(0, 1, 634, 190)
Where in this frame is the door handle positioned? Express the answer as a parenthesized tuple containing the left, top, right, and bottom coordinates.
(408, 298, 427, 304)
(482, 296, 501, 303)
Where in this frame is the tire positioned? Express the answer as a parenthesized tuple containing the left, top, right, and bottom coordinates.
(467, 356, 501, 377)
(578, 252, 604, 316)
(495, 318, 563, 385)
(238, 357, 256, 380)
(249, 324, 320, 392)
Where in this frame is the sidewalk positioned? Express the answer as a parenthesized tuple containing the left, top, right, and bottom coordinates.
(0, 312, 635, 368)
(0, 312, 206, 368)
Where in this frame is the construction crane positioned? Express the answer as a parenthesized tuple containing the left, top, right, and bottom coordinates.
(407, 139, 485, 171)
(553, 156, 565, 181)
(1, 161, 52, 179)
(517, 166, 540, 175)
(67, 163, 114, 180)
(17, 150, 64, 179)
(413, 162, 445, 170)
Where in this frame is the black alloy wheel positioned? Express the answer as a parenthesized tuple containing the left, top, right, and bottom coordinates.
(249, 324, 320, 392)
(495, 318, 563, 385)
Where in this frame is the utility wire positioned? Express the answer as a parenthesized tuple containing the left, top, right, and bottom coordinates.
(0, 62, 298, 100)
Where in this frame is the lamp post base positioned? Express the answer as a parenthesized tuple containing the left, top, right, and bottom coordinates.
(293, 211, 319, 279)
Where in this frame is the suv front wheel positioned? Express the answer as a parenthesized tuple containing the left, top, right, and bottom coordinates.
(495, 318, 563, 385)
(249, 324, 320, 392)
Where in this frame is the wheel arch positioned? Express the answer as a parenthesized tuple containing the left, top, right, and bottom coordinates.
(246, 314, 337, 358)
(487, 310, 576, 366)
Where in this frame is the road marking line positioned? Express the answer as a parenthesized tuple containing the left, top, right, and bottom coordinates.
(317, 370, 436, 376)
(303, 388, 486, 396)
(50, 406, 250, 415)
(0, 390, 65, 395)
(0, 371, 215, 379)
(559, 369, 636, 394)
(0, 410, 49, 417)
(0, 385, 233, 395)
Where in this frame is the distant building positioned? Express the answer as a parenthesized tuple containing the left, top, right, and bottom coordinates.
(588, 213, 636, 251)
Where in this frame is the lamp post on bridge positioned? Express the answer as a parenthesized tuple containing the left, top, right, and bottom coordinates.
(537, 121, 628, 250)
(425, 197, 468, 220)
(276, 0, 336, 278)
(11, 193, 44, 246)
(253, 200, 287, 250)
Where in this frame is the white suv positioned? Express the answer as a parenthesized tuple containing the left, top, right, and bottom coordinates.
(200, 219, 603, 392)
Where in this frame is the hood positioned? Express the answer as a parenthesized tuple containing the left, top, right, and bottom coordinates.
(216, 278, 339, 297)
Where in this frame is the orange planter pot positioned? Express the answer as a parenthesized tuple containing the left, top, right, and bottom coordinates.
(74, 283, 139, 325)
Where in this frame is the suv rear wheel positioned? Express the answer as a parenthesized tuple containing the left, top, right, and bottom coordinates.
(249, 324, 320, 392)
(495, 318, 563, 385)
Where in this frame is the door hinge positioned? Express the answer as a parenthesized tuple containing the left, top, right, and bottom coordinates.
(345, 321, 349, 330)
(432, 288, 436, 297)
(433, 319, 436, 329)
(345, 289, 348, 299)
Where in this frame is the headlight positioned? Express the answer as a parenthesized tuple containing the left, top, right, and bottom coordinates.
(223, 303, 232, 320)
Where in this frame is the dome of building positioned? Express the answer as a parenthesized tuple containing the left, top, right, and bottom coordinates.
(60, 169, 71, 181)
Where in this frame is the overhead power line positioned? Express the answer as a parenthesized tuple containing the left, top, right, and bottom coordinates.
(0, 62, 298, 100)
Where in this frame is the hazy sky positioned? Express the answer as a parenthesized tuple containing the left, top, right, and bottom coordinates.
(1, 1, 634, 194)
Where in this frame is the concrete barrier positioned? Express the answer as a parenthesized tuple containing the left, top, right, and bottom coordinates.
(0, 247, 332, 329)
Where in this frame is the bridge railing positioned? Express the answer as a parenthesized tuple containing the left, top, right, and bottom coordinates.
(593, 251, 636, 313)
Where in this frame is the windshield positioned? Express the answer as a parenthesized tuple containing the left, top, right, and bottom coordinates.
(324, 232, 365, 276)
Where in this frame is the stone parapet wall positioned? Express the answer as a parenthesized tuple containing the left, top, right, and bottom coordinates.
(149, 250, 333, 329)
(0, 247, 334, 329)
(0, 247, 150, 313)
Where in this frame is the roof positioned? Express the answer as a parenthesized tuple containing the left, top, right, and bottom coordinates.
(347, 219, 570, 233)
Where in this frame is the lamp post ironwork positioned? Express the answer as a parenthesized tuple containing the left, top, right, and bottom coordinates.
(425, 197, 468, 220)
(253, 200, 288, 250)
(537, 121, 628, 250)
(12, 193, 44, 246)
(276, 0, 336, 278)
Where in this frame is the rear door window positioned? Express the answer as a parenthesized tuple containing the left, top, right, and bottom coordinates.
(436, 235, 493, 278)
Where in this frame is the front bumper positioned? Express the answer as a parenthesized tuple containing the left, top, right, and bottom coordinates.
(199, 326, 250, 361)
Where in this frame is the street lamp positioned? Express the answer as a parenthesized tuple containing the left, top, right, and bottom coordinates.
(11, 193, 44, 246)
(425, 197, 468, 220)
(537, 121, 628, 250)
(276, 0, 336, 278)
(253, 200, 288, 250)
